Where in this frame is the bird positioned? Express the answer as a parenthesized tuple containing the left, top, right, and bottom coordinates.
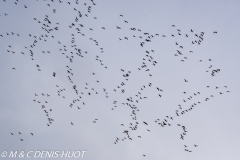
(0, 1, 230, 156)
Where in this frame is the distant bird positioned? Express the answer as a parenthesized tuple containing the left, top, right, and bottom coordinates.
(1, 1, 229, 153)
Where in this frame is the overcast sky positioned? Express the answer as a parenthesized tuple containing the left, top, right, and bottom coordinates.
(1, 0, 240, 160)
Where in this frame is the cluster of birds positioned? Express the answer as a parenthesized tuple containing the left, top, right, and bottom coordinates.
(2, 0, 230, 158)
(10, 132, 34, 141)
(33, 92, 54, 127)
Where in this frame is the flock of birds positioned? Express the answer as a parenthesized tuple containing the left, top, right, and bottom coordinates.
(2, 0, 230, 158)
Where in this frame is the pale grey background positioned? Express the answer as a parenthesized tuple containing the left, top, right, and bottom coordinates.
(0, 0, 240, 160)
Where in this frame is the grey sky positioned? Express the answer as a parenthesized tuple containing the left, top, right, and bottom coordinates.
(0, 0, 240, 160)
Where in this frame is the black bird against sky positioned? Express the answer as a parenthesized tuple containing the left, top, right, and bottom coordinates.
(1, 0, 238, 160)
